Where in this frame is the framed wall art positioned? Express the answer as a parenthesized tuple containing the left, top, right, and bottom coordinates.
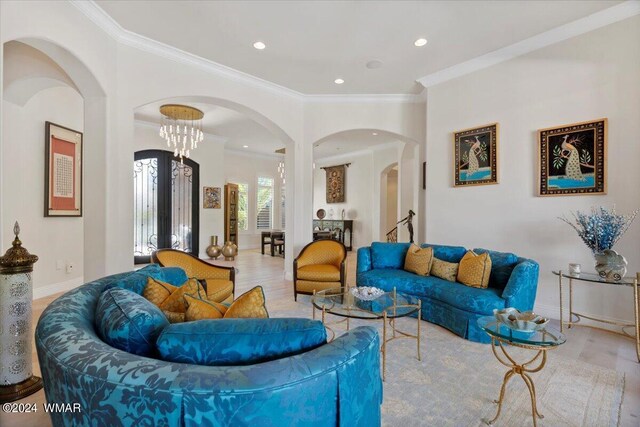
(538, 118, 607, 196)
(203, 186, 221, 209)
(45, 122, 82, 217)
(454, 123, 498, 187)
(322, 163, 350, 203)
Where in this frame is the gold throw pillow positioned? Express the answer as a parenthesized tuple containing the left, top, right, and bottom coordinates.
(404, 244, 434, 276)
(143, 277, 177, 306)
(184, 294, 228, 321)
(457, 251, 492, 288)
(430, 257, 459, 282)
(159, 278, 205, 313)
(223, 286, 269, 319)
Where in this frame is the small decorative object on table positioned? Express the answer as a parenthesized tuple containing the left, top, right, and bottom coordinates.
(205, 235, 222, 260)
(568, 263, 581, 275)
(351, 286, 385, 301)
(221, 241, 238, 261)
(316, 209, 326, 220)
(493, 308, 549, 332)
(560, 206, 638, 281)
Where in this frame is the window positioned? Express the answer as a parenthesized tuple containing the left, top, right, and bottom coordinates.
(280, 183, 286, 229)
(237, 183, 248, 231)
(133, 150, 199, 264)
(256, 176, 274, 229)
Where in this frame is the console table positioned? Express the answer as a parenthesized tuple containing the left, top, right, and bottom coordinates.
(553, 270, 639, 362)
(312, 220, 354, 251)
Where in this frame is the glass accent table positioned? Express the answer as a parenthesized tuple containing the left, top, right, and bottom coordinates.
(311, 287, 421, 381)
(553, 270, 639, 362)
(478, 317, 566, 427)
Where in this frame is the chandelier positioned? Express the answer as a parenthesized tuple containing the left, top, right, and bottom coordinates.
(159, 104, 204, 161)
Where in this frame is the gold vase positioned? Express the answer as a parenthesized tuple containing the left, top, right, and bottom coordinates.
(205, 236, 222, 260)
(221, 241, 238, 261)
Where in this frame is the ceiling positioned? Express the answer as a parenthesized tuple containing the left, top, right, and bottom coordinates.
(95, 0, 620, 95)
(135, 101, 284, 155)
(314, 130, 400, 159)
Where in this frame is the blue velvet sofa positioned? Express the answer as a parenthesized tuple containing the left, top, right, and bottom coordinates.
(36, 267, 382, 427)
(357, 242, 539, 343)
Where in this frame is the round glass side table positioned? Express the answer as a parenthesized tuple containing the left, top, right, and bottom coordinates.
(477, 316, 566, 427)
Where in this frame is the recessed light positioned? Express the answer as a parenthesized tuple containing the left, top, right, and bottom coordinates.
(334, 78, 344, 85)
(243, 145, 249, 148)
(414, 38, 428, 47)
(253, 41, 266, 50)
(372, 132, 378, 136)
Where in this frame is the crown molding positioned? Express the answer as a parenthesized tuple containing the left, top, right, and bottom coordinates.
(305, 93, 424, 104)
(69, 0, 426, 104)
(417, 1, 640, 88)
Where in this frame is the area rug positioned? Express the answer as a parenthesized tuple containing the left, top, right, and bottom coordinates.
(268, 297, 624, 427)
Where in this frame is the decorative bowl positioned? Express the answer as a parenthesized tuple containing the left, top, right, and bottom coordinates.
(494, 308, 549, 332)
(316, 209, 326, 220)
(351, 287, 384, 301)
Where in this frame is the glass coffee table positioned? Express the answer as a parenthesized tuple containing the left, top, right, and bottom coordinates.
(312, 287, 421, 380)
(478, 316, 566, 427)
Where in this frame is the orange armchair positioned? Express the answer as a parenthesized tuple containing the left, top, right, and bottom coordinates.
(293, 240, 346, 301)
(151, 249, 235, 304)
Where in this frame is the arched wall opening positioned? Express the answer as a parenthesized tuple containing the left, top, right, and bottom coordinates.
(1, 38, 108, 294)
(132, 95, 296, 272)
(311, 129, 418, 248)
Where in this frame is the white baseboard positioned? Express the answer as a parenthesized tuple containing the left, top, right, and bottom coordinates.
(33, 277, 84, 300)
(534, 302, 633, 332)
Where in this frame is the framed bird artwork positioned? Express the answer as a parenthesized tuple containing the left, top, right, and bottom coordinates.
(538, 118, 607, 196)
(453, 123, 499, 187)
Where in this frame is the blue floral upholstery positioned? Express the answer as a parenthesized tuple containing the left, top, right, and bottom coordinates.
(104, 264, 167, 295)
(473, 248, 519, 289)
(370, 242, 411, 269)
(95, 288, 169, 357)
(36, 268, 382, 427)
(157, 318, 327, 366)
(358, 243, 539, 344)
(420, 244, 467, 263)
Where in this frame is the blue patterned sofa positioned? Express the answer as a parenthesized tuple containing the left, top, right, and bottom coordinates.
(35, 268, 382, 427)
(357, 243, 539, 343)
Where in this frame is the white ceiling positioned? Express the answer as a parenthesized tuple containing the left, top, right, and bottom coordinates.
(314, 130, 400, 159)
(135, 101, 284, 156)
(95, 0, 620, 95)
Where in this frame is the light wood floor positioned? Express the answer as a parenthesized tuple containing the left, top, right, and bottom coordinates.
(1, 249, 638, 426)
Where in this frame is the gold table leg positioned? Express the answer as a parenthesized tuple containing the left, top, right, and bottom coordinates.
(568, 277, 573, 329)
(486, 338, 547, 427)
(635, 275, 639, 363)
(559, 271, 563, 333)
(382, 311, 387, 382)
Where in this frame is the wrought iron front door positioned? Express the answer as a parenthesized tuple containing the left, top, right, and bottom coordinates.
(134, 150, 200, 264)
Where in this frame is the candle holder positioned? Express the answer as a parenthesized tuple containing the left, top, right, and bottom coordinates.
(0, 222, 43, 403)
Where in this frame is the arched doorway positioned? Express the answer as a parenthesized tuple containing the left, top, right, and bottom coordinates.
(380, 163, 399, 241)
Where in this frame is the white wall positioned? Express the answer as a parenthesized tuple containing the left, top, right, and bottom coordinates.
(224, 150, 285, 249)
(314, 144, 403, 249)
(386, 169, 398, 233)
(2, 86, 84, 293)
(425, 16, 640, 325)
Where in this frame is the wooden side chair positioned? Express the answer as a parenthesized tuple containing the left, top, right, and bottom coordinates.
(293, 240, 346, 301)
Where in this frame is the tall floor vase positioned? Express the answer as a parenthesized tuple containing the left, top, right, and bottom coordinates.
(0, 222, 42, 402)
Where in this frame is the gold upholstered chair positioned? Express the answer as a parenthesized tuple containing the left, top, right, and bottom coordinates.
(293, 240, 347, 301)
(151, 249, 235, 304)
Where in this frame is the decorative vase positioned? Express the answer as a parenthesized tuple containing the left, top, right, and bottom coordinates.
(594, 249, 627, 281)
(222, 241, 238, 261)
(205, 235, 222, 260)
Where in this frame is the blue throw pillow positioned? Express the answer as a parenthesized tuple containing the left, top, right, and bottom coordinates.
(104, 264, 166, 295)
(159, 266, 188, 286)
(421, 244, 467, 263)
(156, 318, 327, 366)
(370, 242, 411, 269)
(95, 288, 169, 356)
(474, 248, 519, 289)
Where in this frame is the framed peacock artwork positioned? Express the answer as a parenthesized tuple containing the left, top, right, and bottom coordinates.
(538, 118, 607, 196)
(453, 123, 498, 187)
